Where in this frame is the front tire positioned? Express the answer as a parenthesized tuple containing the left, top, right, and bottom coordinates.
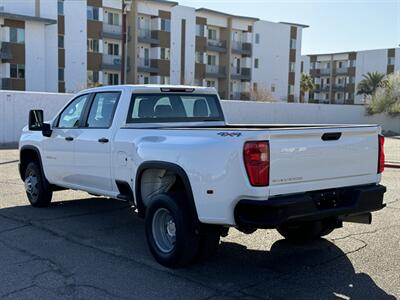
(24, 162, 52, 207)
(145, 193, 200, 268)
(277, 220, 335, 243)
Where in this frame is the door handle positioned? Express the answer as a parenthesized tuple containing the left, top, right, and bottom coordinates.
(98, 138, 109, 144)
(65, 137, 74, 141)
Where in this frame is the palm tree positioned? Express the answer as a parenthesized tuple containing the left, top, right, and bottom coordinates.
(357, 72, 386, 96)
(300, 73, 315, 103)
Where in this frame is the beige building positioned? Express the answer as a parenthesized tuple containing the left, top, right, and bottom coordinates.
(301, 48, 400, 104)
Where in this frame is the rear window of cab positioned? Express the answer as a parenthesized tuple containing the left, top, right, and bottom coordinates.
(126, 94, 224, 123)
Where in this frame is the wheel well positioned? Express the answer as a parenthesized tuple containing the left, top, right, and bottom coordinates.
(135, 162, 198, 221)
(20, 148, 40, 180)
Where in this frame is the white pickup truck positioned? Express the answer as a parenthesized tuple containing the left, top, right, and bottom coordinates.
(19, 85, 386, 268)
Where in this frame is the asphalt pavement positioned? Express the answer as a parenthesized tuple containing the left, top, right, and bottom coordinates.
(0, 149, 399, 299)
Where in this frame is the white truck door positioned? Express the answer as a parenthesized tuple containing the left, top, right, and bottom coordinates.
(72, 92, 121, 192)
(42, 94, 91, 185)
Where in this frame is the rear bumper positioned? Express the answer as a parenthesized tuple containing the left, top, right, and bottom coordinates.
(234, 184, 386, 229)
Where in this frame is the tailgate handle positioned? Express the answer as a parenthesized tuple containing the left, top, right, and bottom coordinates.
(322, 132, 342, 141)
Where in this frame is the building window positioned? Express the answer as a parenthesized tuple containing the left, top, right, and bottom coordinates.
(87, 70, 99, 83)
(310, 62, 316, 69)
(58, 35, 64, 48)
(349, 60, 356, 67)
(58, 0, 64, 15)
(107, 42, 119, 55)
(208, 28, 217, 40)
(160, 76, 170, 84)
(87, 39, 99, 52)
(107, 12, 120, 26)
(160, 48, 170, 60)
(206, 80, 216, 87)
(108, 73, 119, 85)
(160, 19, 171, 32)
(196, 24, 205, 37)
(254, 58, 259, 69)
(288, 84, 294, 95)
(255, 33, 260, 44)
(10, 27, 25, 44)
(290, 39, 296, 49)
(58, 68, 64, 81)
(87, 6, 99, 20)
(195, 52, 204, 64)
(271, 84, 276, 92)
(207, 55, 216, 66)
(289, 62, 295, 72)
(144, 76, 149, 84)
(388, 57, 395, 65)
(337, 93, 342, 100)
(10, 64, 25, 79)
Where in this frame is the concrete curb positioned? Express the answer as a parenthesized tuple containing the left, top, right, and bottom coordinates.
(385, 163, 400, 169)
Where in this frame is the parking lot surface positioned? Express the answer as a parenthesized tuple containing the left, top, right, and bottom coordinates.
(0, 149, 399, 299)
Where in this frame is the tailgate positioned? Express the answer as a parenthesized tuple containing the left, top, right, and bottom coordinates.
(268, 126, 380, 196)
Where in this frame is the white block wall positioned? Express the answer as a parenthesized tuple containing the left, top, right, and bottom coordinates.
(1, 91, 399, 145)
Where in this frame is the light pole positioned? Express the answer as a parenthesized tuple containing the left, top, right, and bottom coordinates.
(121, 0, 132, 84)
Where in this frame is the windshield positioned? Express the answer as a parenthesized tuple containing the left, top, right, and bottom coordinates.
(126, 94, 224, 123)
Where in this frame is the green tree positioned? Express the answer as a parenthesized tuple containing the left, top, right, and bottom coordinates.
(367, 72, 400, 116)
(357, 72, 386, 96)
(300, 73, 315, 103)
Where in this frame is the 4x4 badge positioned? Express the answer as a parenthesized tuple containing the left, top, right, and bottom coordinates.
(217, 132, 242, 137)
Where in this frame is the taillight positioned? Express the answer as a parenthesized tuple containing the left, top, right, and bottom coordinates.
(378, 135, 385, 174)
(243, 141, 269, 186)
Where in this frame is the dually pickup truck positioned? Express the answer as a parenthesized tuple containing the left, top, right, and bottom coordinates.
(19, 85, 386, 268)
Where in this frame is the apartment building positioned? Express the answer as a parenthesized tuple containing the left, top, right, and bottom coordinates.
(0, 0, 306, 101)
(0, 0, 58, 92)
(301, 48, 400, 104)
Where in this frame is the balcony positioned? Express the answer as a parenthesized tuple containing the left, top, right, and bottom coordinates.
(335, 67, 348, 75)
(321, 85, 330, 91)
(205, 65, 226, 78)
(102, 54, 121, 71)
(231, 67, 251, 81)
(137, 58, 159, 73)
(231, 41, 252, 56)
(206, 39, 227, 52)
(0, 43, 13, 60)
(103, 23, 122, 39)
(320, 68, 331, 76)
(1, 78, 25, 91)
(138, 28, 159, 44)
(332, 84, 346, 91)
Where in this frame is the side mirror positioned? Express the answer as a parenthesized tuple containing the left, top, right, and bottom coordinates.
(28, 110, 52, 137)
(29, 110, 44, 131)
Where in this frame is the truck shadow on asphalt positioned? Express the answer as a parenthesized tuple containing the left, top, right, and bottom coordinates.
(0, 197, 396, 299)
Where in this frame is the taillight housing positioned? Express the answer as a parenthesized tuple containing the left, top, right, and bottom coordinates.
(378, 134, 385, 174)
(243, 141, 270, 186)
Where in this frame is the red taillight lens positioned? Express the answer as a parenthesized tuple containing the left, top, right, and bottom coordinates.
(243, 141, 269, 186)
(378, 135, 385, 174)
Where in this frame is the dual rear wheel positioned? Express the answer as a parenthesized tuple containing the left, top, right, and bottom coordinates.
(145, 193, 221, 268)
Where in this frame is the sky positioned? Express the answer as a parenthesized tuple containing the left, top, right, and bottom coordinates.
(178, 0, 400, 55)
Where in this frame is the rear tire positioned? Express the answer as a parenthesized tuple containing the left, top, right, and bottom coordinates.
(277, 220, 335, 243)
(145, 193, 200, 268)
(24, 162, 52, 207)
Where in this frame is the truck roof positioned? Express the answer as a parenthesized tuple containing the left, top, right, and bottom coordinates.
(79, 85, 219, 95)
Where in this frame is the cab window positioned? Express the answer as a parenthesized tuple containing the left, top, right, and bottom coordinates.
(86, 92, 120, 128)
(57, 94, 89, 128)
